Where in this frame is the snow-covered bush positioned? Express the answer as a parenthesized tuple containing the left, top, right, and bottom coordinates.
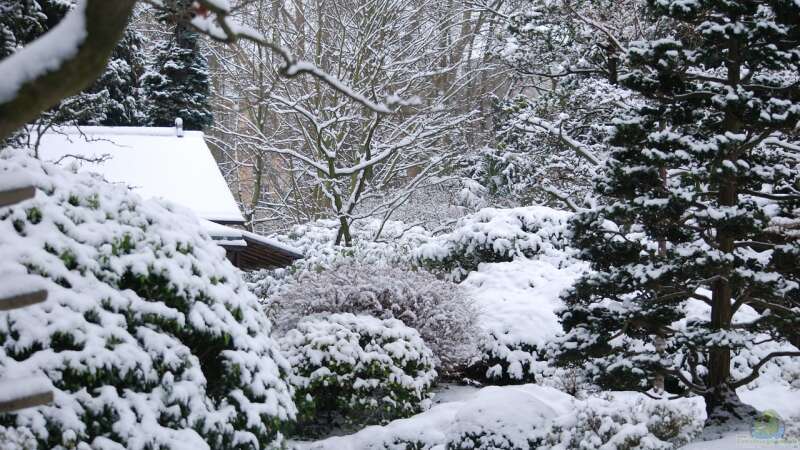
(280, 314, 436, 437)
(441, 385, 570, 450)
(416, 206, 571, 281)
(457, 252, 588, 385)
(270, 261, 478, 376)
(446, 394, 703, 450)
(465, 333, 539, 384)
(247, 219, 429, 300)
(0, 154, 295, 449)
(0, 427, 35, 450)
(532, 396, 703, 450)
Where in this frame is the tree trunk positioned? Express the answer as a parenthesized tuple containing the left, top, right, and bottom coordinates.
(335, 215, 352, 247)
(705, 38, 746, 422)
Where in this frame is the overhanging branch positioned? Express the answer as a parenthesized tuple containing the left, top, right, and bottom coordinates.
(0, 0, 137, 141)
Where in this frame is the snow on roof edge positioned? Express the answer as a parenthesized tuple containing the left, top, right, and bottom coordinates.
(39, 126, 205, 138)
(201, 220, 303, 259)
(36, 126, 245, 224)
(241, 230, 304, 259)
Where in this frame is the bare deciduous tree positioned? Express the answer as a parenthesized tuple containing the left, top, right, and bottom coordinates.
(211, 0, 508, 244)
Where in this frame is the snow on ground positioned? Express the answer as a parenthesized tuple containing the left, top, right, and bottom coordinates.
(462, 254, 588, 353)
(679, 383, 800, 450)
(292, 384, 574, 450)
(292, 383, 710, 450)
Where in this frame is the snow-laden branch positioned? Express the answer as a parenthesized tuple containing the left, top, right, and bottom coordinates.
(0, 0, 137, 140)
(543, 187, 583, 212)
(764, 135, 800, 153)
(187, 0, 418, 114)
(732, 351, 800, 388)
(514, 116, 602, 166)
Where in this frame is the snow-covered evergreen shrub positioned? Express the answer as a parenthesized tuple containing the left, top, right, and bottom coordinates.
(415, 206, 571, 281)
(0, 426, 35, 450)
(270, 261, 478, 376)
(464, 332, 539, 384)
(280, 314, 436, 437)
(0, 154, 295, 450)
(446, 395, 702, 450)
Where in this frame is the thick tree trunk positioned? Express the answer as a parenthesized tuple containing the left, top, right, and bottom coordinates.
(705, 38, 746, 422)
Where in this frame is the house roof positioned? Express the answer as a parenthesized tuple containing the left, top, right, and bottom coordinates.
(36, 126, 245, 224)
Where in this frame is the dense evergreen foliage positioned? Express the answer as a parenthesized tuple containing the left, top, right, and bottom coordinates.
(141, 21, 213, 130)
(88, 28, 146, 127)
(280, 314, 436, 437)
(0, 0, 47, 59)
(0, 154, 295, 449)
(555, 0, 800, 422)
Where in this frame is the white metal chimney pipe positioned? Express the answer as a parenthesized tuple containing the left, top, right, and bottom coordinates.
(175, 118, 184, 138)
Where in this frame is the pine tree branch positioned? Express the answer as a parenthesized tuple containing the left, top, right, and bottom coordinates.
(667, 368, 709, 394)
(743, 190, 800, 201)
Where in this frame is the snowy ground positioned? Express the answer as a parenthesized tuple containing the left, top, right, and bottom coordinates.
(290, 361, 800, 450)
(291, 384, 574, 450)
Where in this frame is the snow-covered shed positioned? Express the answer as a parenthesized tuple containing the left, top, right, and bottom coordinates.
(36, 126, 302, 270)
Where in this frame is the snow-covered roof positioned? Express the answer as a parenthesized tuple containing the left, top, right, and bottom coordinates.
(36, 126, 245, 224)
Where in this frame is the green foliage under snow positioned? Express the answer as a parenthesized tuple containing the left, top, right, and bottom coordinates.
(0, 153, 294, 450)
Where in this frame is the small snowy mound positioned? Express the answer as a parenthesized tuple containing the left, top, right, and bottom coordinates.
(416, 206, 571, 281)
(464, 256, 589, 384)
(295, 385, 702, 450)
(280, 313, 437, 437)
(0, 154, 294, 450)
(445, 385, 570, 449)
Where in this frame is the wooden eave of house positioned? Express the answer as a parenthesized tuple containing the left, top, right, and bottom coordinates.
(202, 220, 302, 270)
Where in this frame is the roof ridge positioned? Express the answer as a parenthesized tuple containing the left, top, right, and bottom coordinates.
(42, 126, 204, 138)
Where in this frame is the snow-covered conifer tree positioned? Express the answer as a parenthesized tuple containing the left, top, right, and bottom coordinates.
(87, 27, 146, 126)
(0, 0, 47, 59)
(555, 0, 800, 423)
(141, 18, 213, 130)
